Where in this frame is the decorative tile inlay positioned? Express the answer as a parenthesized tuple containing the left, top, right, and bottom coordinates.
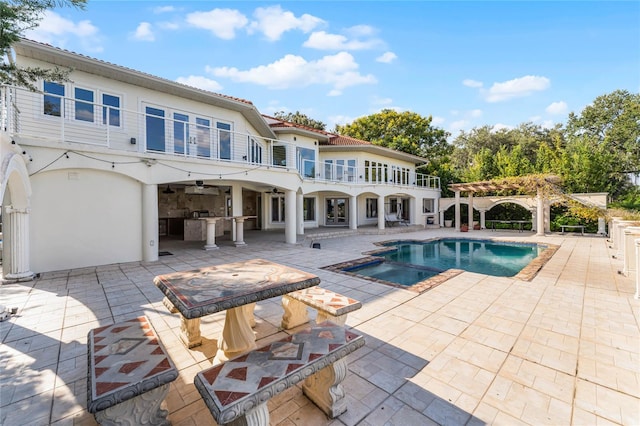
(87, 316, 178, 413)
(194, 322, 365, 424)
(287, 287, 362, 316)
(154, 259, 321, 319)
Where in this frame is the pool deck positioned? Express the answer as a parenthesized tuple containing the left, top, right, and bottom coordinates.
(0, 228, 638, 425)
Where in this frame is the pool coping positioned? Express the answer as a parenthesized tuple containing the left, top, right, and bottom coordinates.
(322, 237, 560, 293)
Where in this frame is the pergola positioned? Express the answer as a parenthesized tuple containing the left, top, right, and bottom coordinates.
(448, 175, 562, 236)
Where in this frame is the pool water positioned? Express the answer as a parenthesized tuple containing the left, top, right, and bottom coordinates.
(346, 239, 542, 286)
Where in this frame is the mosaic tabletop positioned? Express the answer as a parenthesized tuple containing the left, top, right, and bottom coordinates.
(153, 259, 320, 319)
(87, 316, 178, 413)
(194, 321, 365, 424)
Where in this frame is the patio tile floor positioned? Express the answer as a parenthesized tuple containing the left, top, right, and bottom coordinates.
(0, 228, 638, 425)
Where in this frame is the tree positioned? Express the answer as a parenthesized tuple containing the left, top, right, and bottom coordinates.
(335, 109, 450, 159)
(273, 110, 326, 131)
(1, 0, 86, 91)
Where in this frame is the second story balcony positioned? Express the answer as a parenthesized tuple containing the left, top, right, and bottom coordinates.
(1, 85, 439, 190)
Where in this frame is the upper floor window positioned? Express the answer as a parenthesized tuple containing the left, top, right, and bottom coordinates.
(217, 122, 232, 160)
(102, 93, 121, 126)
(44, 81, 64, 117)
(75, 87, 94, 122)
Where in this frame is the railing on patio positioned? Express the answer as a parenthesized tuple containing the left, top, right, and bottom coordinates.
(1, 85, 439, 190)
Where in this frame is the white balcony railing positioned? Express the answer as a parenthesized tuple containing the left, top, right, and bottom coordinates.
(1, 85, 439, 190)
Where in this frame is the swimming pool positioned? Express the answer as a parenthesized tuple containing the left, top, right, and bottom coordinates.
(336, 238, 553, 289)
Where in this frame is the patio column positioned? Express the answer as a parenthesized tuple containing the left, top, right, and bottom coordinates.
(439, 209, 445, 227)
(142, 183, 158, 262)
(202, 217, 224, 250)
(467, 192, 474, 232)
(231, 185, 242, 242)
(285, 189, 296, 244)
(3, 205, 34, 282)
(536, 188, 545, 236)
(454, 190, 461, 232)
(479, 209, 486, 229)
(544, 199, 551, 233)
(378, 195, 385, 229)
(349, 195, 357, 230)
(296, 192, 304, 235)
(530, 208, 537, 232)
(233, 217, 248, 247)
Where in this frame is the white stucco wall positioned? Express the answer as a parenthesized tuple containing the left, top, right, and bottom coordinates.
(30, 169, 142, 272)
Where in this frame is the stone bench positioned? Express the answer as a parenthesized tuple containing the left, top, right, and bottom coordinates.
(87, 315, 178, 425)
(281, 287, 362, 330)
(194, 321, 365, 425)
(561, 225, 585, 235)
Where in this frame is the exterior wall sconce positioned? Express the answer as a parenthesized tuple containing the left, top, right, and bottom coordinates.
(130, 137, 137, 144)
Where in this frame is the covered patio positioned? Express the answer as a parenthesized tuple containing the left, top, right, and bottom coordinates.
(0, 227, 638, 425)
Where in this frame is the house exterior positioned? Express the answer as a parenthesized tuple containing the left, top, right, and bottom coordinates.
(0, 39, 441, 279)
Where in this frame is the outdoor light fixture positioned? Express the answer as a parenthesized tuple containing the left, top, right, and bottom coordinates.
(162, 185, 175, 194)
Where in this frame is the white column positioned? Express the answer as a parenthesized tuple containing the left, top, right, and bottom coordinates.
(439, 210, 445, 227)
(285, 190, 297, 244)
(536, 189, 545, 236)
(467, 192, 474, 232)
(231, 185, 242, 242)
(408, 197, 415, 225)
(597, 217, 606, 236)
(480, 209, 486, 229)
(531, 208, 537, 232)
(3, 206, 34, 282)
(234, 217, 247, 246)
(454, 191, 461, 232)
(142, 184, 158, 263)
(377, 195, 385, 229)
(202, 217, 223, 250)
(349, 195, 357, 230)
(296, 192, 304, 235)
(623, 227, 640, 276)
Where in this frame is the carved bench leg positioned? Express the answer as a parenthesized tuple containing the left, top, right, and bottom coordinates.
(302, 358, 348, 418)
(180, 315, 202, 348)
(316, 312, 347, 326)
(94, 383, 171, 426)
(163, 296, 178, 313)
(226, 401, 269, 426)
(281, 295, 310, 329)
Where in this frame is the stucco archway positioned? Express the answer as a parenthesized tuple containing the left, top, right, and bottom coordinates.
(1, 153, 34, 282)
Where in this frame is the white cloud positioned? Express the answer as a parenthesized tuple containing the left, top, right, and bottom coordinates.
(175, 75, 223, 92)
(25, 10, 102, 52)
(158, 21, 180, 31)
(372, 96, 393, 106)
(376, 52, 397, 63)
(304, 30, 383, 50)
(469, 109, 483, 118)
(546, 101, 568, 115)
(186, 9, 248, 40)
(492, 123, 513, 131)
(449, 119, 469, 133)
(329, 114, 355, 127)
(540, 120, 555, 129)
(154, 6, 175, 14)
(346, 25, 376, 37)
(132, 22, 155, 41)
(463, 79, 483, 88)
(431, 116, 446, 126)
(209, 51, 376, 93)
(249, 5, 324, 41)
(484, 75, 550, 102)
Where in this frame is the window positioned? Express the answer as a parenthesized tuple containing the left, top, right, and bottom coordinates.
(102, 93, 120, 126)
(173, 112, 189, 155)
(196, 117, 211, 157)
(146, 106, 165, 152)
(74, 87, 94, 122)
(271, 196, 285, 223)
(273, 145, 287, 166)
(297, 147, 315, 178)
(217, 122, 231, 160)
(44, 81, 64, 117)
(366, 198, 378, 218)
(303, 198, 315, 221)
(423, 198, 435, 213)
(247, 137, 263, 163)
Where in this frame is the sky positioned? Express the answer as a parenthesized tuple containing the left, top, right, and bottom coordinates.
(24, 1, 640, 138)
